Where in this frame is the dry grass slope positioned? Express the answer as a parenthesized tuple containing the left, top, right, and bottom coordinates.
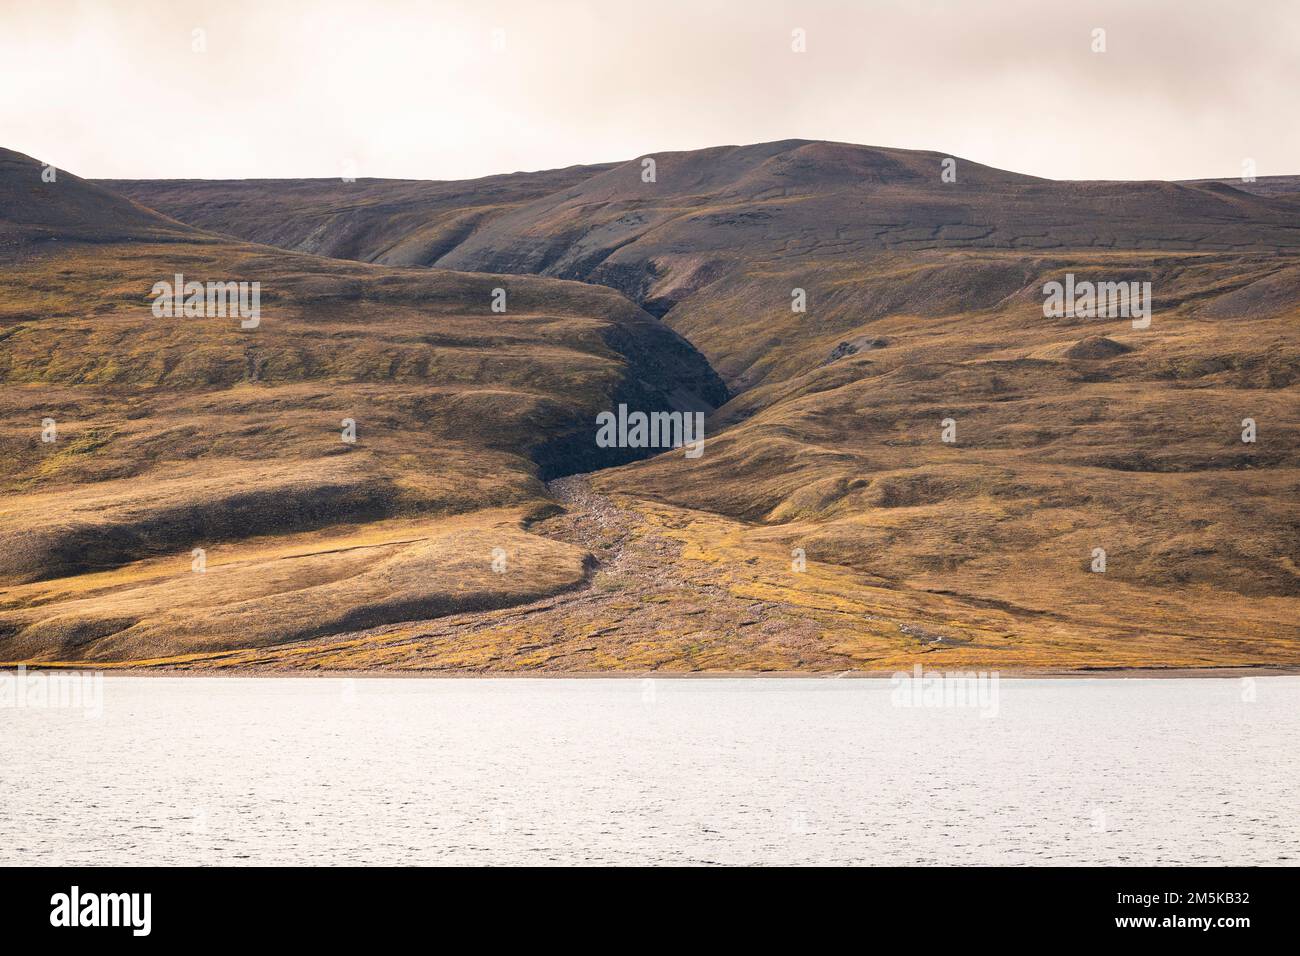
(5, 141, 1298, 670)
(0, 147, 722, 661)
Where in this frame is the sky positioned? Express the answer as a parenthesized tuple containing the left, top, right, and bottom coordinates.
(2, 0, 1297, 183)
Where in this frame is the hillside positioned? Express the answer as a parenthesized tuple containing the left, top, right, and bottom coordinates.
(0, 147, 724, 662)
(1180, 174, 1300, 200)
(106, 140, 1300, 318)
(100, 162, 617, 267)
(105, 139, 1300, 388)
(2, 150, 195, 248)
(3, 140, 1297, 671)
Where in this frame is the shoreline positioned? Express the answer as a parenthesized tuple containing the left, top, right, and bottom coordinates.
(5, 664, 1299, 679)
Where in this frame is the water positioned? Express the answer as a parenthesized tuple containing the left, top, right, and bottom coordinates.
(2, 676, 1297, 865)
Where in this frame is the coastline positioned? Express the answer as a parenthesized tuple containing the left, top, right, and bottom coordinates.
(6, 664, 1299, 679)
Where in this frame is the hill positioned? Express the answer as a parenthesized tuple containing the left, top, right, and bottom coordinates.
(3, 140, 1296, 671)
(0, 147, 724, 661)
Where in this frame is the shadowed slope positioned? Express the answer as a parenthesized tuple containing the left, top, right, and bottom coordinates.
(1, 148, 196, 250)
(101, 162, 618, 267)
(1180, 175, 1300, 200)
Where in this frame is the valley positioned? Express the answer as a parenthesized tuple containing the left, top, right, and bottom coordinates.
(2, 140, 1297, 670)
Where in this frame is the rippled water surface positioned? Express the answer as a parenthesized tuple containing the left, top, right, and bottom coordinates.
(3, 676, 1297, 865)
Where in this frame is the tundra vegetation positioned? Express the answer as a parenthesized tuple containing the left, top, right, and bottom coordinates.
(2, 141, 1297, 671)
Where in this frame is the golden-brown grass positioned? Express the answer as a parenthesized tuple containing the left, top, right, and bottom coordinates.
(4, 143, 1298, 670)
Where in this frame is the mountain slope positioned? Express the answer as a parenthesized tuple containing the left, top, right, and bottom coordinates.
(9, 140, 1299, 670)
(101, 162, 617, 266)
(1, 147, 195, 248)
(0, 148, 724, 661)
(105, 139, 1300, 391)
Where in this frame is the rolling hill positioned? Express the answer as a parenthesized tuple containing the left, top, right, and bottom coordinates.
(2, 140, 1296, 671)
(0, 147, 724, 662)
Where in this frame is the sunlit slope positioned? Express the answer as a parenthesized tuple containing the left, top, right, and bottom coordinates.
(595, 250, 1300, 653)
(32, 139, 1300, 667)
(0, 148, 723, 661)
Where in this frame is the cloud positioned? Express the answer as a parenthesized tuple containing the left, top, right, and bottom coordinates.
(2, 0, 1296, 180)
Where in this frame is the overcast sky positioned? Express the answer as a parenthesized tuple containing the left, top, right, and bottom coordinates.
(3, 0, 1297, 182)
